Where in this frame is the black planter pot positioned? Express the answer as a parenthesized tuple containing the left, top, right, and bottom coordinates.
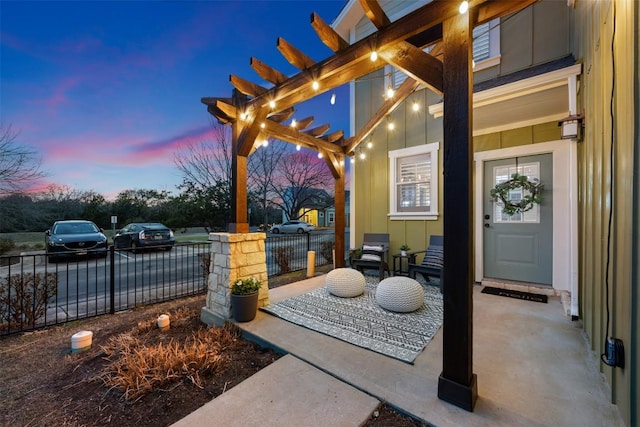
(230, 292, 259, 322)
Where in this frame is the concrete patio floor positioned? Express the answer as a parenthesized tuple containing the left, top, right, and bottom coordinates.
(237, 273, 623, 426)
(180, 273, 624, 426)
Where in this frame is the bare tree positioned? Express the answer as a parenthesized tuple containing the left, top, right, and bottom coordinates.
(270, 150, 334, 221)
(173, 121, 234, 229)
(0, 125, 44, 196)
(248, 139, 288, 226)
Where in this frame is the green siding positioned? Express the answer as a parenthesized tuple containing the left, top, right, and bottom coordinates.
(573, 1, 638, 424)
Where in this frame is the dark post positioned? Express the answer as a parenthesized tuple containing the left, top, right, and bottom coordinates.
(109, 245, 115, 314)
(437, 11, 477, 411)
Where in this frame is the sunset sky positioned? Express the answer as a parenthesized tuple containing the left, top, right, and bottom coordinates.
(1, 0, 349, 199)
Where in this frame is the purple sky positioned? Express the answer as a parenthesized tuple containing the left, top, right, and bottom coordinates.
(1, 0, 349, 199)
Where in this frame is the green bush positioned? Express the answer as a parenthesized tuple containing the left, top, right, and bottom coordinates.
(320, 241, 334, 264)
(230, 277, 262, 295)
(0, 238, 15, 255)
(273, 245, 294, 274)
(0, 272, 58, 328)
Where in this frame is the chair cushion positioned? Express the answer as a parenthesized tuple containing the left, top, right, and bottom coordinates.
(422, 245, 443, 269)
(326, 268, 366, 298)
(361, 244, 384, 262)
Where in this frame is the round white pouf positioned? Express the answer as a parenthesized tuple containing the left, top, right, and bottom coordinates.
(376, 276, 424, 313)
(326, 268, 366, 298)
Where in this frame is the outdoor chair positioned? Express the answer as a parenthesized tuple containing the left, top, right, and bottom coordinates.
(407, 235, 444, 291)
(351, 233, 391, 281)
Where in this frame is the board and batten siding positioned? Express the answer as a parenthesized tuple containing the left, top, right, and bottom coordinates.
(573, 1, 638, 424)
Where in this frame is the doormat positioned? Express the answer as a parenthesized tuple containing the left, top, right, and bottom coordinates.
(481, 286, 548, 303)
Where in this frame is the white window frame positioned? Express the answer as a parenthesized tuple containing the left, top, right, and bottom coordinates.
(388, 142, 440, 221)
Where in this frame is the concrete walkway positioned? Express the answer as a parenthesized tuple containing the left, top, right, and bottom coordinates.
(175, 274, 624, 427)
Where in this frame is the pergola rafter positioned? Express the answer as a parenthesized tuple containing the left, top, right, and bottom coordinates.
(202, 0, 538, 412)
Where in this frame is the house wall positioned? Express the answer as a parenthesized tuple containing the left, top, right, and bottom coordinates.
(572, 1, 638, 424)
(352, 0, 570, 255)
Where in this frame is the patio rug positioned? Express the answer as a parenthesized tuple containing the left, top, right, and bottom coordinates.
(260, 276, 443, 364)
(481, 286, 548, 303)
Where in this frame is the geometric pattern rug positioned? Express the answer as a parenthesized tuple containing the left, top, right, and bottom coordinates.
(260, 276, 443, 364)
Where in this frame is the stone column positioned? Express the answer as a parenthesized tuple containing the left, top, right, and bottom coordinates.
(200, 232, 269, 327)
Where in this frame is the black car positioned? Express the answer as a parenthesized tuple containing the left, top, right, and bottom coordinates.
(113, 223, 175, 252)
(45, 220, 108, 262)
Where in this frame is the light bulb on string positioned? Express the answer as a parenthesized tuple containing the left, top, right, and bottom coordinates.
(330, 93, 336, 105)
(359, 151, 366, 160)
(291, 119, 297, 128)
(317, 152, 323, 159)
(296, 144, 301, 151)
(412, 101, 420, 112)
(312, 80, 319, 90)
(459, 1, 469, 14)
(350, 157, 355, 164)
(262, 139, 268, 147)
(370, 51, 378, 61)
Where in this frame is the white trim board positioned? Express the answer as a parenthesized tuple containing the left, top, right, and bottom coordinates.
(474, 140, 579, 317)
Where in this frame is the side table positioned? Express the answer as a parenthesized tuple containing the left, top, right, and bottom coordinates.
(392, 253, 410, 276)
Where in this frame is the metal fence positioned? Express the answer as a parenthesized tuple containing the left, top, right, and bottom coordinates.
(0, 242, 209, 336)
(0, 231, 347, 336)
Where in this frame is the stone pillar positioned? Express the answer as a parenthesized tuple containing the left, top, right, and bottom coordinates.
(200, 232, 269, 327)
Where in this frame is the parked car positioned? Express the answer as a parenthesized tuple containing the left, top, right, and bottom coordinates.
(269, 220, 315, 234)
(113, 223, 175, 252)
(45, 220, 108, 262)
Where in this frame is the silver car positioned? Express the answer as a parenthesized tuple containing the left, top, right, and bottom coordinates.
(269, 220, 315, 234)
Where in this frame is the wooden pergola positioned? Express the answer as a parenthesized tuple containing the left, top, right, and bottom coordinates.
(202, 0, 536, 411)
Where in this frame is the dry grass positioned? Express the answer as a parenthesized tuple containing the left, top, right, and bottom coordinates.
(96, 307, 241, 402)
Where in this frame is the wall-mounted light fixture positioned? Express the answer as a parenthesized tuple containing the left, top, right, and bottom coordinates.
(558, 113, 584, 141)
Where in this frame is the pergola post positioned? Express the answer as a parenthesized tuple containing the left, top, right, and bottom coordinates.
(229, 90, 249, 233)
(437, 11, 477, 411)
(333, 163, 346, 268)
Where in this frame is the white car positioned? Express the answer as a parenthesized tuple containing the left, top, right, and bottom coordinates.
(269, 220, 315, 234)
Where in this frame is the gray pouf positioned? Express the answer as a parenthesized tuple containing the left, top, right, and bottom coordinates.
(326, 268, 366, 298)
(376, 276, 424, 312)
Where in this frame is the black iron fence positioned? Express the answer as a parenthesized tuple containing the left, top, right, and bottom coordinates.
(0, 231, 348, 336)
(0, 242, 209, 336)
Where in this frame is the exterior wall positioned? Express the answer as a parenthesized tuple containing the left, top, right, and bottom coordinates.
(352, 0, 570, 256)
(572, 1, 638, 424)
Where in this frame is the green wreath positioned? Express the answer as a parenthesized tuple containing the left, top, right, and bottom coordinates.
(490, 173, 543, 216)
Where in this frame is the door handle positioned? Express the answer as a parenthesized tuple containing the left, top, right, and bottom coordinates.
(484, 223, 490, 228)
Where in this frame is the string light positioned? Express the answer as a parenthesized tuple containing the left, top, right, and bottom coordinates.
(330, 92, 336, 105)
(312, 80, 319, 90)
(317, 152, 323, 159)
(388, 121, 395, 131)
(367, 140, 373, 149)
(370, 51, 378, 61)
(291, 119, 297, 128)
(339, 159, 344, 166)
(262, 139, 268, 147)
(268, 100, 276, 109)
(459, 1, 469, 14)
(386, 85, 395, 99)
(412, 101, 420, 112)
(350, 157, 355, 164)
(240, 112, 247, 121)
(359, 151, 366, 160)
(296, 144, 301, 151)
(260, 122, 265, 128)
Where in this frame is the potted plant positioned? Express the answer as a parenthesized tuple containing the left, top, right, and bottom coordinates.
(400, 244, 410, 257)
(230, 276, 262, 322)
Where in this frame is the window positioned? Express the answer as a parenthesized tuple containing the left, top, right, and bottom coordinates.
(388, 142, 440, 220)
(493, 162, 541, 223)
(328, 212, 334, 224)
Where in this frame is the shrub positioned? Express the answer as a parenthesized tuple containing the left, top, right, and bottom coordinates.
(0, 272, 58, 328)
(0, 238, 15, 255)
(231, 276, 262, 295)
(273, 245, 293, 274)
(320, 241, 334, 263)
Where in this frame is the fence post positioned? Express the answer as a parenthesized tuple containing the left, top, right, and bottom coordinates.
(109, 245, 115, 314)
(307, 232, 311, 252)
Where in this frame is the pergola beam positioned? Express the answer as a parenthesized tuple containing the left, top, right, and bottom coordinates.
(260, 119, 343, 155)
(345, 77, 419, 154)
(311, 12, 349, 52)
(277, 37, 316, 70)
(250, 57, 289, 85)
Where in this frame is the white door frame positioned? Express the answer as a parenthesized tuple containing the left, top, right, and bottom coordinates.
(474, 140, 578, 316)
